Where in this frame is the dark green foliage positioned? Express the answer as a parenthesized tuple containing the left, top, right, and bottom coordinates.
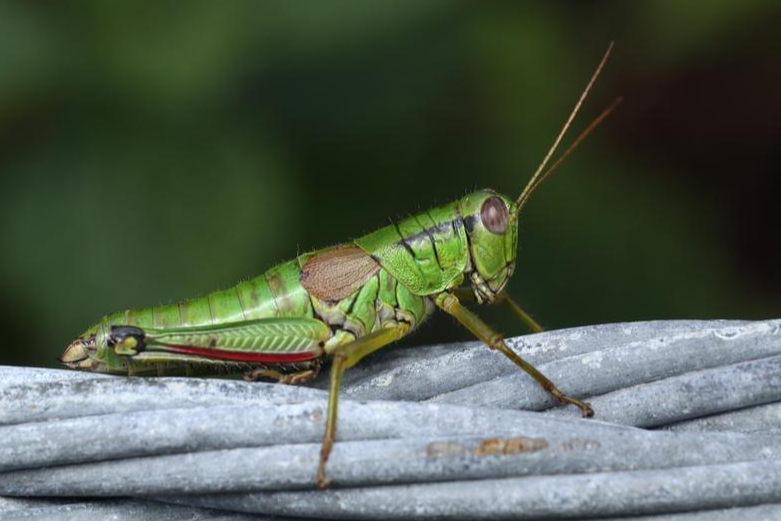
(0, 1, 779, 365)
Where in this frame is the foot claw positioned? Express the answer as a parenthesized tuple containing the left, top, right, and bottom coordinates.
(552, 390, 594, 418)
(315, 474, 331, 490)
(580, 402, 595, 418)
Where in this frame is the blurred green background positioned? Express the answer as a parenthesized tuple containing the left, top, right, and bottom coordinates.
(1, 1, 780, 367)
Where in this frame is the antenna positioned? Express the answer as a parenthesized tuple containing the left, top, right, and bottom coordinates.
(514, 41, 616, 216)
(527, 97, 623, 202)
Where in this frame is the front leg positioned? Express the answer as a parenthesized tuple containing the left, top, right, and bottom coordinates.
(435, 292, 593, 417)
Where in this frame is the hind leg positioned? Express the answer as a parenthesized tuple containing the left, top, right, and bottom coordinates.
(244, 360, 322, 385)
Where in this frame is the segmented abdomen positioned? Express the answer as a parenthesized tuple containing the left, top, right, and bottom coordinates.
(105, 260, 314, 331)
(102, 253, 433, 342)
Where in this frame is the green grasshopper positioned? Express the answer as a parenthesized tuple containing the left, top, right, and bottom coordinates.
(61, 44, 618, 488)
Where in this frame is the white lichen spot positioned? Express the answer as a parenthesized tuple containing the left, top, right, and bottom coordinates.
(516, 341, 558, 357)
(581, 351, 604, 368)
(371, 374, 395, 387)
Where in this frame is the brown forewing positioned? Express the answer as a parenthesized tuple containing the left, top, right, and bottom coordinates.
(301, 246, 381, 302)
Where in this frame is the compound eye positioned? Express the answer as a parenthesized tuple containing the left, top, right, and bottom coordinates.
(480, 196, 509, 235)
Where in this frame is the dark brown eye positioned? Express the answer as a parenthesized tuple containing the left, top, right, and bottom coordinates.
(480, 196, 508, 235)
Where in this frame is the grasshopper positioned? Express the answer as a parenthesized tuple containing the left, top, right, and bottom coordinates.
(61, 44, 619, 488)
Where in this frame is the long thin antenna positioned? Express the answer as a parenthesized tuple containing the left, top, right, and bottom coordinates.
(514, 41, 614, 215)
(520, 96, 623, 208)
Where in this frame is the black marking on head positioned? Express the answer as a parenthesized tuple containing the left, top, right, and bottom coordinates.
(463, 215, 477, 235)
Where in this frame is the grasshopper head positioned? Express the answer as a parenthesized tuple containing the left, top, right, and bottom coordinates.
(457, 46, 621, 303)
(459, 189, 518, 303)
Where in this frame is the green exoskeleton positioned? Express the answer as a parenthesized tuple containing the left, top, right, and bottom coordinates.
(61, 44, 619, 488)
